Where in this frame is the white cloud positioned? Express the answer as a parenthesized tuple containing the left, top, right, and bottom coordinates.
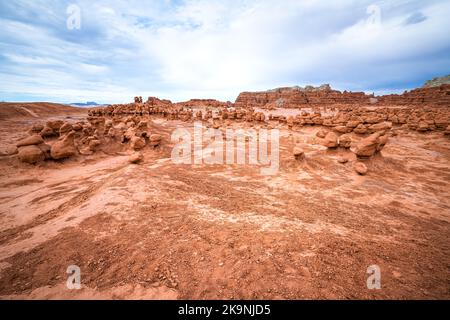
(0, 0, 449, 103)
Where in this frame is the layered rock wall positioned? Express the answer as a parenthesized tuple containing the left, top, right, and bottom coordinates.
(235, 84, 450, 109)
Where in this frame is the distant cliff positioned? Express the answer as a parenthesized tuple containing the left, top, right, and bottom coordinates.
(423, 75, 450, 88)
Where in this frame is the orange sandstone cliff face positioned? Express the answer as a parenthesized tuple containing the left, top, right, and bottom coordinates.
(377, 85, 450, 106)
(120, 84, 450, 112)
(234, 84, 450, 109)
(235, 85, 372, 109)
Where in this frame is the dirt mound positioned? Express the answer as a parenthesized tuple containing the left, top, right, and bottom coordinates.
(0, 103, 86, 121)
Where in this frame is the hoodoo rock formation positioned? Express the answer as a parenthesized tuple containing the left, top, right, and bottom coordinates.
(2, 77, 450, 300)
(11, 81, 450, 166)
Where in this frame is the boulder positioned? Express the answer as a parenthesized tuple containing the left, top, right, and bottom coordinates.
(149, 134, 163, 147)
(107, 127, 122, 139)
(338, 134, 352, 148)
(377, 134, 389, 151)
(37, 143, 52, 160)
(46, 120, 64, 131)
(346, 120, 360, 128)
(316, 129, 327, 139)
(417, 121, 429, 132)
(88, 139, 101, 152)
(124, 127, 136, 141)
(72, 123, 83, 131)
(354, 162, 368, 175)
(16, 135, 44, 148)
(337, 156, 348, 164)
(322, 132, 338, 148)
(130, 136, 146, 150)
(40, 126, 57, 138)
(136, 121, 149, 137)
(369, 122, 392, 133)
(105, 120, 113, 128)
(29, 124, 44, 134)
(353, 124, 368, 134)
(18, 145, 45, 164)
(334, 126, 352, 134)
(350, 131, 386, 157)
(78, 147, 94, 156)
(50, 132, 77, 160)
(293, 147, 305, 160)
(59, 123, 73, 135)
(129, 152, 143, 164)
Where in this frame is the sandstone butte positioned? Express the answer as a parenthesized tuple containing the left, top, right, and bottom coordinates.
(234, 84, 450, 109)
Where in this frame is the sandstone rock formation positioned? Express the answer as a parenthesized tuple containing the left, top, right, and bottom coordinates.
(293, 146, 305, 160)
(149, 134, 162, 147)
(338, 134, 352, 148)
(350, 131, 388, 157)
(423, 75, 450, 88)
(16, 135, 44, 148)
(354, 162, 368, 175)
(51, 132, 77, 160)
(129, 152, 143, 164)
(18, 145, 46, 164)
(322, 132, 338, 148)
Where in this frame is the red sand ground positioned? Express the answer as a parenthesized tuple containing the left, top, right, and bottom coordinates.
(0, 103, 449, 299)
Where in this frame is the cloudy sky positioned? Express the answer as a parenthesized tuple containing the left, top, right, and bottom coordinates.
(1, 0, 449, 104)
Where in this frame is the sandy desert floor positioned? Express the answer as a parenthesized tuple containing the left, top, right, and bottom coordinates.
(0, 111, 449, 300)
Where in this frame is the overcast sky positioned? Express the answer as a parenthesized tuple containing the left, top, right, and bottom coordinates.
(1, 0, 449, 104)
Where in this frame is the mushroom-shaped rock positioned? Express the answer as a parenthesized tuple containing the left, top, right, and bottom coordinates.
(322, 132, 338, 148)
(124, 127, 136, 141)
(78, 147, 94, 156)
(337, 156, 348, 164)
(149, 134, 163, 147)
(316, 129, 327, 139)
(51, 132, 77, 160)
(136, 121, 149, 138)
(46, 120, 64, 131)
(16, 135, 44, 148)
(369, 122, 392, 133)
(40, 126, 56, 138)
(354, 162, 368, 175)
(417, 122, 429, 132)
(346, 120, 360, 129)
(338, 134, 352, 148)
(105, 120, 113, 128)
(350, 132, 386, 157)
(376, 134, 389, 151)
(18, 145, 45, 164)
(130, 136, 146, 150)
(72, 123, 83, 131)
(59, 123, 73, 136)
(334, 126, 352, 134)
(29, 124, 44, 135)
(88, 139, 101, 152)
(129, 152, 143, 164)
(353, 124, 368, 134)
(37, 143, 52, 160)
(293, 146, 305, 161)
